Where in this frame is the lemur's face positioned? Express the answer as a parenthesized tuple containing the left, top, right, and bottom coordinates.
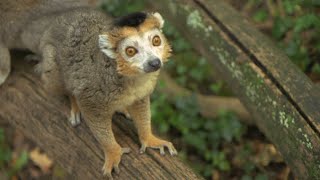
(99, 12, 172, 76)
(118, 28, 165, 73)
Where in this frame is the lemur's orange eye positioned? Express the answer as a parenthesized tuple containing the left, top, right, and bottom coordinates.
(125, 47, 137, 57)
(152, 35, 161, 46)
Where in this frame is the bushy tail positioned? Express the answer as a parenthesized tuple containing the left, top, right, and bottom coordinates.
(0, 46, 10, 86)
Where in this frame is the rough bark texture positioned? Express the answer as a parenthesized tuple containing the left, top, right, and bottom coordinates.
(147, 0, 320, 179)
(0, 54, 202, 180)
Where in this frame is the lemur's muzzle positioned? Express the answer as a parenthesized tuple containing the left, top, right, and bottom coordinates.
(144, 58, 161, 73)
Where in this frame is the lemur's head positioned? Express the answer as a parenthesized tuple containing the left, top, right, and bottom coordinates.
(99, 12, 171, 76)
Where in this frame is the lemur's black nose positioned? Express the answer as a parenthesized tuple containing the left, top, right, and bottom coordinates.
(148, 59, 161, 69)
(144, 58, 161, 73)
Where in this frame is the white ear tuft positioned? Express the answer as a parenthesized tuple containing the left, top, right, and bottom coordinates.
(99, 34, 112, 49)
(99, 34, 116, 58)
(153, 12, 165, 28)
(101, 49, 116, 59)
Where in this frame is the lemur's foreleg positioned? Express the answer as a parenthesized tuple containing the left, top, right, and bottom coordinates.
(69, 95, 82, 126)
(77, 100, 131, 178)
(128, 96, 177, 156)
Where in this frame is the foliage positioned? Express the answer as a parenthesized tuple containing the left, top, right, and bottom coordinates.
(0, 128, 29, 178)
(251, 0, 320, 74)
(151, 91, 247, 177)
(101, 0, 145, 17)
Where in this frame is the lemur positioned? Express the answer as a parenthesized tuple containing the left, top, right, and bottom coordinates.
(0, 0, 176, 178)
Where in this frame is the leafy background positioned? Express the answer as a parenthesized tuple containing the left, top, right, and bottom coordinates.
(1, 0, 319, 179)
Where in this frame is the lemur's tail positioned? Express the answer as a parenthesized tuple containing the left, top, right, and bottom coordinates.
(0, 46, 11, 86)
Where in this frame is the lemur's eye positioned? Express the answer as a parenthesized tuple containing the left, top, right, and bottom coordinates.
(152, 35, 161, 46)
(125, 47, 137, 57)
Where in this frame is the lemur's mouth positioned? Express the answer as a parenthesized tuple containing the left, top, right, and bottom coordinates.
(143, 58, 161, 73)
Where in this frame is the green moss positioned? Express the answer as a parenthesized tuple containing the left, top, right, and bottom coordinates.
(279, 111, 295, 128)
(186, 10, 213, 37)
(210, 40, 316, 152)
(187, 10, 205, 30)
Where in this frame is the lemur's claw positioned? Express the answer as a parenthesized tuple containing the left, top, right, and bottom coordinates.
(140, 135, 178, 156)
(169, 145, 178, 156)
(160, 147, 165, 155)
(114, 165, 120, 174)
(103, 172, 113, 180)
(139, 144, 146, 154)
(102, 147, 131, 179)
(69, 110, 81, 127)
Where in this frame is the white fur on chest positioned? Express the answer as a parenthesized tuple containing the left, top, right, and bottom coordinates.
(116, 72, 159, 109)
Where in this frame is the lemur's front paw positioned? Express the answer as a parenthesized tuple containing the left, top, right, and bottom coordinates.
(69, 110, 81, 127)
(102, 146, 131, 179)
(140, 135, 177, 156)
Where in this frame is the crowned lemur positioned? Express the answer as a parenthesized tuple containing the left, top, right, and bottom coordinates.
(0, 0, 176, 178)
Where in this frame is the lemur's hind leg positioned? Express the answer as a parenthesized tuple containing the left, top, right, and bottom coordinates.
(0, 45, 10, 86)
(40, 45, 81, 126)
(69, 95, 81, 126)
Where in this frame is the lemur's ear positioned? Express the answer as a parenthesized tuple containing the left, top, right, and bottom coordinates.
(153, 12, 164, 29)
(99, 34, 116, 58)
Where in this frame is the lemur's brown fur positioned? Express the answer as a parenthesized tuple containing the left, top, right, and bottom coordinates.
(116, 55, 141, 75)
(0, 0, 176, 178)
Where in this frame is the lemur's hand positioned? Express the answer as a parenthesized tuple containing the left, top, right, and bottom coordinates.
(139, 135, 177, 156)
(102, 145, 131, 179)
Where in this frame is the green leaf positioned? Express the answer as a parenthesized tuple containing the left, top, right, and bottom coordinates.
(177, 65, 187, 74)
(294, 14, 320, 32)
(253, 10, 268, 22)
(210, 82, 223, 94)
(313, 64, 320, 74)
(218, 160, 230, 171)
(8, 151, 28, 177)
(255, 173, 268, 180)
(283, 0, 297, 14)
(211, 152, 230, 171)
(183, 132, 206, 151)
(272, 17, 293, 39)
(242, 175, 253, 180)
(13, 151, 28, 170)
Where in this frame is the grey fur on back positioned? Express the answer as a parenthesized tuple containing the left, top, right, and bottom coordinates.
(0, 0, 125, 103)
(44, 8, 124, 103)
